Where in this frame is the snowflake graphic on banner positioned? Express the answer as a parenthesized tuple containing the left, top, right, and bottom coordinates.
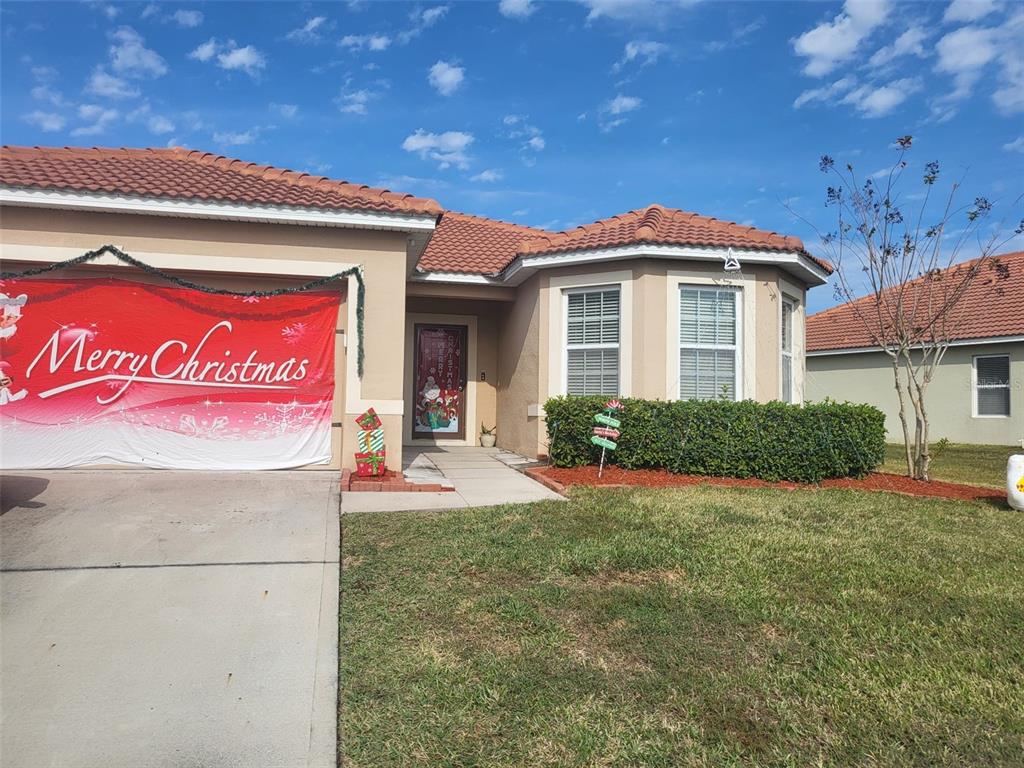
(252, 400, 321, 436)
(281, 322, 308, 345)
(179, 414, 230, 439)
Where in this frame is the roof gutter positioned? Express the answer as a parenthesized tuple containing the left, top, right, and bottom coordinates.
(497, 243, 831, 287)
(807, 334, 1024, 356)
(0, 186, 438, 232)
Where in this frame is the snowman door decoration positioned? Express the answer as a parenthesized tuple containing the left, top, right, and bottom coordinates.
(0, 293, 28, 406)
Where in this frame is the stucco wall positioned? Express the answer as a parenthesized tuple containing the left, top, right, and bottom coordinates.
(0, 205, 410, 470)
(496, 273, 543, 457)
(807, 341, 1024, 445)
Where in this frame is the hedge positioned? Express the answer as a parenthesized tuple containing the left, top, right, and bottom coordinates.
(544, 397, 885, 483)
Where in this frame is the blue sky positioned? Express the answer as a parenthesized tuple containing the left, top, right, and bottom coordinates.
(2, 0, 1022, 312)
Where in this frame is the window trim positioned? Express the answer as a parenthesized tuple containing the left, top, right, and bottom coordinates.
(562, 284, 621, 397)
(972, 354, 1011, 419)
(676, 283, 743, 401)
(780, 296, 795, 404)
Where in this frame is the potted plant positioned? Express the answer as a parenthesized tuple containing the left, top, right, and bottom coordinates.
(480, 423, 496, 448)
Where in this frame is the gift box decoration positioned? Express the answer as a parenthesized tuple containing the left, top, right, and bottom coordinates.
(355, 407, 382, 431)
(356, 428, 385, 453)
(354, 450, 387, 477)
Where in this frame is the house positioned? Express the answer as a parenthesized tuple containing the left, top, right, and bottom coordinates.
(806, 251, 1023, 446)
(0, 145, 831, 470)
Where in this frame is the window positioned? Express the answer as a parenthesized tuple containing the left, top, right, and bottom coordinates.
(781, 298, 794, 403)
(679, 286, 739, 400)
(974, 355, 1010, 417)
(565, 287, 620, 396)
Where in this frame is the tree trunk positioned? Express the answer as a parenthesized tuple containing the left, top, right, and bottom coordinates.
(890, 358, 913, 477)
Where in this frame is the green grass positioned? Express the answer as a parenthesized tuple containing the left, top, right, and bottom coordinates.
(339, 487, 1023, 767)
(882, 442, 1017, 488)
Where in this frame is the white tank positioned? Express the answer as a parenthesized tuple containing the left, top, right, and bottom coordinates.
(1008, 455, 1024, 512)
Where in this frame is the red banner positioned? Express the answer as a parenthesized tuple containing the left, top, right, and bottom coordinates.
(0, 277, 340, 469)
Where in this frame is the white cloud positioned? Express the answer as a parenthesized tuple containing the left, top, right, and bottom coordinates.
(31, 85, 66, 107)
(72, 104, 119, 136)
(271, 102, 298, 118)
(86, 67, 139, 99)
(217, 44, 267, 77)
(23, 110, 66, 132)
(213, 129, 258, 146)
(172, 10, 203, 28)
(470, 169, 503, 182)
(128, 103, 175, 134)
(401, 129, 474, 169)
(793, 76, 857, 108)
(396, 5, 449, 44)
(428, 60, 464, 96)
(613, 40, 668, 72)
(944, 0, 999, 23)
(188, 38, 218, 62)
(1003, 136, 1024, 152)
(935, 25, 997, 100)
(109, 26, 167, 78)
(578, 0, 699, 23)
(605, 94, 643, 114)
(189, 39, 267, 77)
(340, 33, 392, 51)
(499, 0, 536, 19)
(704, 18, 765, 52)
(141, 3, 159, 19)
(502, 114, 545, 153)
(841, 77, 921, 116)
(287, 16, 328, 43)
(869, 26, 927, 68)
(337, 89, 375, 114)
(31, 65, 58, 82)
(792, 0, 891, 77)
(792, 74, 918, 116)
(526, 135, 545, 151)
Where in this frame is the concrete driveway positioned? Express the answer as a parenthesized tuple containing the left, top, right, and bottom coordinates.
(0, 471, 339, 768)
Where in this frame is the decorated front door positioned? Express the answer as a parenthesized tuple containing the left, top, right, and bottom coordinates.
(412, 324, 467, 440)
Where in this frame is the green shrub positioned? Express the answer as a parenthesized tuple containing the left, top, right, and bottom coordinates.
(543, 396, 885, 482)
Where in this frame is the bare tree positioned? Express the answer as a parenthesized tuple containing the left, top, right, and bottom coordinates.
(813, 136, 1021, 481)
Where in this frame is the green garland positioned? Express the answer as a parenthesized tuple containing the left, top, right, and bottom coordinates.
(0, 243, 367, 377)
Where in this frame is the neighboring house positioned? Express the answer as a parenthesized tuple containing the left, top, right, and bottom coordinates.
(0, 145, 831, 470)
(806, 251, 1023, 446)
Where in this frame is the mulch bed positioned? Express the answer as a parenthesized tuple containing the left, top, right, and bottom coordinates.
(528, 465, 1006, 504)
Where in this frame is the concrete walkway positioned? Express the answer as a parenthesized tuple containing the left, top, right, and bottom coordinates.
(0, 471, 339, 768)
(341, 447, 564, 513)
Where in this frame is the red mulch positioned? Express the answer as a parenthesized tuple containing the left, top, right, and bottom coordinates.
(531, 465, 1005, 504)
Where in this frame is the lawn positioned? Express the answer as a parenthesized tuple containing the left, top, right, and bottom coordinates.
(882, 441, 1017, 488)
(339, 487, 1023, 767)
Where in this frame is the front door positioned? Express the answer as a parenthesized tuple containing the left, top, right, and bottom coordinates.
(412, 324, 467, 440)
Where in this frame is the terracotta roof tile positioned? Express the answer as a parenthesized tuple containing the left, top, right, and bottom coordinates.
(417, 211, 550, 276)
(0, 145, 443, 216)
(807, 251, 1024, 352)
(518, 204, 832, 273)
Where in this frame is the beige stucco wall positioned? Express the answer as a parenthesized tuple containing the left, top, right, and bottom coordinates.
(807, 341, 1024, 445)
(496, 273, 544, 458)
(0, 205, 410, 470)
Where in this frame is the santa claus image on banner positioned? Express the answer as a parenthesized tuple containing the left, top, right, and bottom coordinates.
(0, 292, 29, 405)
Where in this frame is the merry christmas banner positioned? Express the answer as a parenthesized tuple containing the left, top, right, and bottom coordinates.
(0, 277, 340, 469)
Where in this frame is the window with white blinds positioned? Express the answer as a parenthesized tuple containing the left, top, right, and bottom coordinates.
(781, 298, 794, 403)
(565, 287, 620, 396)
(679, 286, 739, 400)
(974, 355, 1010, 417)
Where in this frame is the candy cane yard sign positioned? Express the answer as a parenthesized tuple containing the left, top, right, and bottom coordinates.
(591, 399, 623, 477)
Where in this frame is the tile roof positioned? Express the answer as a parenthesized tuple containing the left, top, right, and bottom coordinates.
(518, 204, 832, 273)
(416, 211, 550, 276)
(0, 145, 443, 217)
(417, 204, 831, 278)
(807, 250, 1024, 352)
